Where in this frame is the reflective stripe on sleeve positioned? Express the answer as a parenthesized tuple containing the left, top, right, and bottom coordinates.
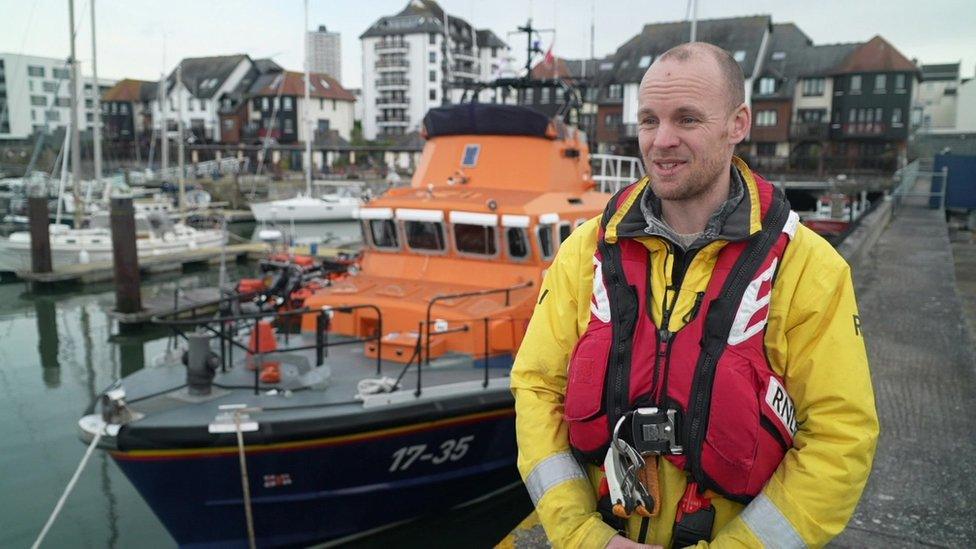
(740, 493, 805, 549)
(525, 452, 587, 506)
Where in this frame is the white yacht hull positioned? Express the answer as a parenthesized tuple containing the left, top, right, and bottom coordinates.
(249, 195, 360, 222)
(0, 228, 226, 273)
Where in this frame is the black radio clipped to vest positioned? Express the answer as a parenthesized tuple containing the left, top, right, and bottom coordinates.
(626, 407, 683, 456)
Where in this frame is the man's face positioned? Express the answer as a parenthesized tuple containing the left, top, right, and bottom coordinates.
(636, 56, 749, 201)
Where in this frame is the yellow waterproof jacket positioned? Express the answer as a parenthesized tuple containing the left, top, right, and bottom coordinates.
(511, 161, 879, 548)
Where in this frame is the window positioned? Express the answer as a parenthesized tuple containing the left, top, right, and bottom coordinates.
(223, 118, 235, 131)
(461, 144, 480, 167)
(798, 109, 826, 123)
(404, 221, 446, 252)
(801, 78, 825, 96)
(84, 98, 93, 108)
(262, 97, 269, 110)
(429, 32, 437, 45)
(199, 99, 205, 111)
(55, 97, 71, 107)
(536, 225, 554, 260)
(759, 77, 775, 95)
(540, 87, 550, 104)
(600, 61, 614, 71)
(848, 109, 857, 123)
(755, 110, 777, 127)
(557, 221, 572, 243)
(505, 227, 530, 260)
(604, 113, 622, 128)
(253, 98, 261, 110)
(283, 97, 293, 111)
(45, 110, 60, 121)
(875, 108, 883, 124)
(874, 74, 886, 92)
(608, 84, 622, 99)
(28, 65, 44, 77)
(891, 108, 903, 125)
(273, 97, 279, 110)
(429, 70, 436, 82)
(30, 95, 46, 106)
(850, 75, 861, 92)
(369, 220, 399, 249)
(585, 87, 598, 102)
(524, 88, 533, 103)
(42, 81, 58, 93)
(52, 67, 69, 79)
(188, 100, 195, 111)
(283, 118, 293, 133)
(85, 112, 93, 122)
(771, 51, 786, 61)
(429, 52, 437, 63)
(429, 89, 437, 101)
(619, 60, 629, 69)
(757, 142, 777, 156)
(454, 224, 497, 256)
(733, 50, 746, 62)
(639, 55, 652, 68)
(895, 74, 906, 91)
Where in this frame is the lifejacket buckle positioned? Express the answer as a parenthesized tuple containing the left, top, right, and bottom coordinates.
(631, 407, 683, 456)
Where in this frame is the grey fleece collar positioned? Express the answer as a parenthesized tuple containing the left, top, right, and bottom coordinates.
(615, 165, 750, 250)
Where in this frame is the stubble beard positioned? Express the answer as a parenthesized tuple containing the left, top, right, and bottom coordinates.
(649, 150, 727, 202)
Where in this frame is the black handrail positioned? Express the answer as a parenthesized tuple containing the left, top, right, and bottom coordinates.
(153, 299, 384, 395)
(423, 280, 533, 364)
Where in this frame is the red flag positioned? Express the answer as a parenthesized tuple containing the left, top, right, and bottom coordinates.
(544, 43, 555, 66)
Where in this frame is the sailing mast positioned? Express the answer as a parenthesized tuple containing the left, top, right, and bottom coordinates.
(303, 0, 312, 196)
(68, 0, 83, 227)
(90, 0, 103, 195)
(177, 61, 186, 221)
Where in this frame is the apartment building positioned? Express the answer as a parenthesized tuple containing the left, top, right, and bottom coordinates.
(916, 63, 961, 129)
(0, 52, 115, 140)
(307, 25, 342, 83)
(359, 0, 507, 139)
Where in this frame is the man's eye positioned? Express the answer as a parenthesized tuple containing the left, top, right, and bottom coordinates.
(641, 118, 658, 125)
(680, 117, 697, 124)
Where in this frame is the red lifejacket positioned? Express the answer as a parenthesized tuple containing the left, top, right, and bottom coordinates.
(565, 173, 799, 501)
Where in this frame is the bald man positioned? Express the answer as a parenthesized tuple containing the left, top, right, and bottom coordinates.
(511, 43, 878, 548)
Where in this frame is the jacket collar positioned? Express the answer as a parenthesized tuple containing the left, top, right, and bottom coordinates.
(605, 157, 764, 246)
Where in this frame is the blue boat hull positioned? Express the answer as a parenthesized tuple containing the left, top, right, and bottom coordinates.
(112, 408, 517, 547)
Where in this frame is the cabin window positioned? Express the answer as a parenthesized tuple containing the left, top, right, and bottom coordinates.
(536, 225, 555, 260)
(367, 219, 399, 250)
(404, 220, 446, 252)
(557, 221, 573, 244)
(454, 223, 497, 256)
(461, 144, 480, 167)
(505, 227, 530, 261)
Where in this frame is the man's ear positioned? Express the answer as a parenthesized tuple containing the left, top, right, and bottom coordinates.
(729, 103, 751, 144)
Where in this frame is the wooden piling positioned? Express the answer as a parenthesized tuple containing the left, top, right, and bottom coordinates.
(110, 197, 142, 315)
(27, 195, 52, 274)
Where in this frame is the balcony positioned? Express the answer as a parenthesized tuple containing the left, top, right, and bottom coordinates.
(376, 77, 410, 90)
(376, 58, 409, 71)
(790, 122, 829, 140)
(377, 114, 409, 126)
(841, 122, 887, 137)
(376, 96, 409, 108)
(375, 40, 409, 53)
(450, 63, 480, 80)
(451, 47, 478, 61)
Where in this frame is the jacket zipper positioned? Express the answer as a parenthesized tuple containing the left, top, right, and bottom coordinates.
(686, 203, 787, 487)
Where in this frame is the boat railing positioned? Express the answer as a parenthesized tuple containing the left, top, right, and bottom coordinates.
(590, 153, 646, 194)
(153, 294, 384, 395)
(423, 280, 534, 365)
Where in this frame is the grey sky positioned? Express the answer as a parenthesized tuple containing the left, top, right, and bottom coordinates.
(1, 0, 974, 88)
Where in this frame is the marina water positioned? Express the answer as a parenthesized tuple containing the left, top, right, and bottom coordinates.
(0, 220, 531, 548)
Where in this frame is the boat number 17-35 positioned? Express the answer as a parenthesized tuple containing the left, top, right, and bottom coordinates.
(389, 436, 475, 472)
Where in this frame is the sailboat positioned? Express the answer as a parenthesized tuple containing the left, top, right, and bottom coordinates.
(0, 0, 226, 274)
(247, 8, 360, 223)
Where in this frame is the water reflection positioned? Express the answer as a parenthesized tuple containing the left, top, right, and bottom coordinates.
(35, 297, 60, 387)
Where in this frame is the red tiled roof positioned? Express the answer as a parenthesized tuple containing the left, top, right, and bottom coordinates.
(251, 71, 355, 101)
(102, 79, 153, 101)
(531, 57, 573, 80)
(833, 35, 919, 74)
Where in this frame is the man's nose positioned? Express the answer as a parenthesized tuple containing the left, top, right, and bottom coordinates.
(652, 122, 680, 149)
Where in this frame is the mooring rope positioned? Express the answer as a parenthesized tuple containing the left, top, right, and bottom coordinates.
(235, 412, 257, 549)
(32, 428, 103, 549)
